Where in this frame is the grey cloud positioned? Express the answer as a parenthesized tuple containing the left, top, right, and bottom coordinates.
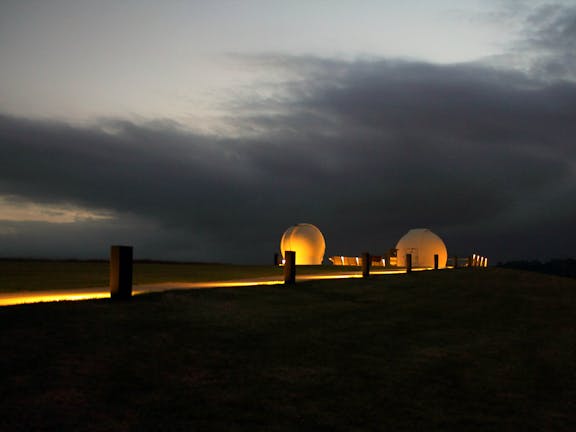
(1, 52, 576, 263)
(521, 3, 576, 81)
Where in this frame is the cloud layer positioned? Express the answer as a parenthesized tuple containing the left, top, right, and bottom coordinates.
(1, 3, 575, 263)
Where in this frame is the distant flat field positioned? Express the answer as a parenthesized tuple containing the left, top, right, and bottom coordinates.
(0, 260, 362, 292)
(1, 268, 576, 431)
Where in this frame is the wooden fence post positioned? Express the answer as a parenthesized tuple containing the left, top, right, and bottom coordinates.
(284, 251, 296, 284)
(110, 245, 133, 300)
(434, 254, 439, 270)
(362, 252, 371, 278)
(406, 253, 412, 273)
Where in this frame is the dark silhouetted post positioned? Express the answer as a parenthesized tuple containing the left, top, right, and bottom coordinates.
(406, 253, 412, 273)
(453, 256, 458, 269)
(362, 252, 371, 278)
(274, 253, 280, 266)
(110, 245, 133, 300)
(434, 254, 439, 270)
(284, 251, 296, 285)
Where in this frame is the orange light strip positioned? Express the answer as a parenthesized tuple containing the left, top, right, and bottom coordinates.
(0, 291, 110, 306)
(0, 268, 419, 307)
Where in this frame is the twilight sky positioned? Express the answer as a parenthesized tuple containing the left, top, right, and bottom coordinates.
(0, 0, 575, 263)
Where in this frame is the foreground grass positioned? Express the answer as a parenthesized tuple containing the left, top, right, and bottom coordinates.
(1, 268, 576, 430)
(0, 260, 362, 292)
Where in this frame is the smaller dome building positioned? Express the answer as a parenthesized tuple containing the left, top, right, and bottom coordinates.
(395, 228, 448, 269)
(280, 223, 326, 265)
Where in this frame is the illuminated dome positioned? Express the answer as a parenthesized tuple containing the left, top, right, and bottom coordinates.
(280, 223, 326, 265)
(395, 228, 447, 269)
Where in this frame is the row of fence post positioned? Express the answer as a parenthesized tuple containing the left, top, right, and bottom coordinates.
(108, 245, 488, 299)
(108, 246, 303, 299)
(282, 251, 486, 282)
(284, 251, 443, 282)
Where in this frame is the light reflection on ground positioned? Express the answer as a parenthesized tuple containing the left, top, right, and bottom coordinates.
(0, 268, 433, 307)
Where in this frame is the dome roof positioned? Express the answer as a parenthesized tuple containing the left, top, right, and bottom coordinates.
(395, 228, 447, 269)
(280, 223, 326, 265)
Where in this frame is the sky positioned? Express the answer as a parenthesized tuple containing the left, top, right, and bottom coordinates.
(0, 0, 575, 263)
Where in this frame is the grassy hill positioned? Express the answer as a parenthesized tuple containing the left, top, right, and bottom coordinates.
(1, 268, 576, 431)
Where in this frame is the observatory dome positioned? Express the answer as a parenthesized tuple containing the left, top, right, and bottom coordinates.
(280, 223, 326, 265)
(395, 228, 447, 269)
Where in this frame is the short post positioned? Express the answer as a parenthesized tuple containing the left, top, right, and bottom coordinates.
(274, 253, 280, 266)
(110, 245, 133, 300)
(406, 253, 412, 273)
(284, 251, 296, 284)
(362, 252, 371, 278)
(453, 256, 458, 269)
(434, 254, 439, 270)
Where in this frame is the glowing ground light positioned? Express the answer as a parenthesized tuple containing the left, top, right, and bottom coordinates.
(0, 289, 110, 306)
(470, 253, 488, 267)
(0, 268, 410, 307)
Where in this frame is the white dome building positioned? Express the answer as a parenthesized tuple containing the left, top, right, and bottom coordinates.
(395, 228, 448, 269)
(280, 223, 326, 265)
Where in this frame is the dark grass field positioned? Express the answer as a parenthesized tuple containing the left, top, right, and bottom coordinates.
(1, 268, 576, 431)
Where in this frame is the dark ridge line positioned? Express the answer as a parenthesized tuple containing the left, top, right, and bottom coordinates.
(497, 258, 576, 279)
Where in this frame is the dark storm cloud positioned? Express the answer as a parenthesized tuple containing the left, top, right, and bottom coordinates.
(0, 115, 285, 260)
(230, 56, 576, 259)
(2, 48, 576, 262)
